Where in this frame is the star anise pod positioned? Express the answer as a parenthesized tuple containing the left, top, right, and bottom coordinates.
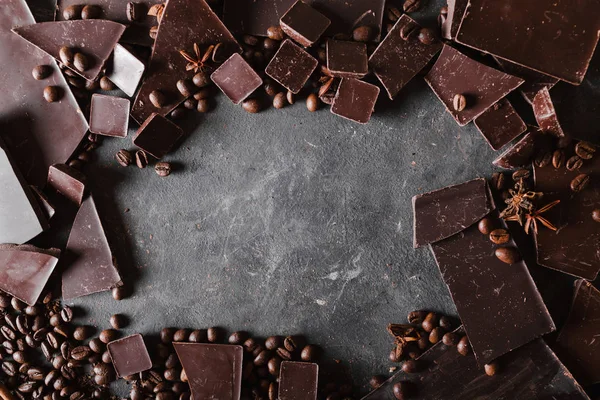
(499, 180, 542, 225)
(387, 323, 420, 345)
(179, 43, 215, 73)
(506, 199, 560, 235)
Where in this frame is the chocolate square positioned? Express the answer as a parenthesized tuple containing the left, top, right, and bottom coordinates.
(107, 334, 152, 377)
(133, 113, 184, 159)
(474, 98, 526, 150)
(331, 78, 379, 124)
(280, 0, 330, 47)
(278, 361, 318, 400)
(492, 127, 550, 170)
(211, 53, 263, 104)
(106, 44, 146, 98)
(326, 40, 367, 79)
(265, 39, 318, 94)
(89, 94, 130, 138)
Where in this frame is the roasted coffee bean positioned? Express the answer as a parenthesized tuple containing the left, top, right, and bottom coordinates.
(156, 392, 175, 400)
(2, 361, 17, 376)
(353, 25, 374, 42)
(81, 4, 101, 19)
(85, 78, 100, 91)
(439, 316, 452, 330)
(452, 94, 467, 112)
(254, 350, 271, 366)
(27, 367, 45, 381)
(242, 98, 261, 113)
(173, 328, 189, 342)
(189, 329, 207, 343)
(116, 149, 133, 167)
(67, 358, 84, 368)
(60, 341, 72, 359)
(1, 326, 16, 341)
(43, 86, 62, 103)
(60, 365, 76, 380)
(54, 324, 70, 338)
(99, 76, 115, 91)
(407, 310, 428, 324)
(273, 92, 287, 109)
(417, 336, 429, 351)
(264, 336, 282, 350)
(570, 173, 590, 192)
(244, 337, 259, 352)
(403, 0, 422, 12)
(512, 169, 530, 181)
(16, 338, 26, 351)
(170, 107, 186, 120)
(149, 25, 158, 39)
(112, 286, 127, 301)
(228, 331, 247, 345)
(284, 91, 296, 106)
(49, 314, 61, 328)
(13, 350, 27, 364)
(196, 99, 210, 113)
(566, 155, 583, 171)
(33, 328, 48, 342)
(99, 329, 118, 344)
(262, 80, 279, 97)
(71, 345, 92, 360)
(267, 25, 285, 41)
(207, 327, 222, 343)
(2, 340, 15, 354)
(25, 334, 37, 348)
(267, 357, 281, 375)
(477, 218, 494, 235)
(0, 294, 10, 308)
(552, 149, 565, 168)
(155, 162, 172, 177)
(591, 209, 600, 223)
(47, 332, 61, 349)
(534, 151, 552, 168)
(16, 315, 30, 334)
(442, 332, 459, 346)
(164, 368, 179, 381)
(484, 361, 498, 376)
(575, 141, 596, 160)
(401, 360, 418, 373)
(63, 5, 82, 20)
(18, 381, 37, 393)
(126, 2, 142, 21)
(263, 38, 279, 51)
(135, 150, 149, 169)
(176, 79, 195, 97)
(73, 326, 90, 341)
(67, 76, 86, 89)
(101, 351, 111, 364)
(418, 28, 437, 45)
(190, 71, 209, 87)
(183, 98, 198, 110)
(421, 312, 438, 332)
(45, 369, 60, 387)
(301, 344, 319, 361)
(149, 89, 167, 108)
(305, 93, 320, 112)
(242, 35, 260, 46)
(53, 376, 67, 390)
(94, 362, 111, 376)
(370, 375, 386, 389)
(59, 46, 74, 65)
(268, 382, 278, 400)
(73, 53, 89, 72)
(392, 381, 411, 400)
(52, 355, 66, 369)
(160, 328, 176, 344)
(165, 353, 180, 369)
(495, 247, 520, 264)
(489, 229, 510, 244)
(109, 314, 126, 330)
(70, 391, 86, 400)
(60, 306, 73, 323)
(11, 297, 25, 311)
(428, 327, 444, 344)
(32, 65, 52, 80)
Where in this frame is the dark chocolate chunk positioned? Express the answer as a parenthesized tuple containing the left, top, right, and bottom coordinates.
(46, 164, 87, 206)
(133, 113, 184, 159)
(105, 44, 145, 98)
(89, 94, 130, 138)
(29, 186, 56, 220)
(494, 57, 558, 105)
(107, 334, 152, 377)
(425, 45, 523, 126)
(492, 127, 550, 170)
(210, 53, 263, 104)
(532, 87, 564, 137)
(173, 343, 243, 399)
(474, 98, 527, 150)
(441, 0, 467, 40)
(330, 78, 379, 124)
(412, 178, 493, 248)
(280, 0, 330, 47)
(326, 40, 367, 79)
(278, 361, 318, 400)
(265, 39, 318, 94)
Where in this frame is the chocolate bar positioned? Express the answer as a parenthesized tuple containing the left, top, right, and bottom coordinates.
(265, 39, 318, 94)
(280, 0, 330, 47)
(107, 334, 152, 377)
(326, 40, 368, 79)
(89, 94, 130, 137)
(278, 361, 318, 400)
(133, 113, 184, 159)
(47, 164, 87, 206)
(331, 78, 379, 124)
(211, 53, 263, 104)
(105, 44, 146, 98)
(474, 98, 527, 150)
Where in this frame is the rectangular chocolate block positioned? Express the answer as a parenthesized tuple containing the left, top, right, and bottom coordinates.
(211, 53, 263, 104)
(331, 78, 379, 124)
(492, 127, 549, 170)
(174, 343, 243, 400)
(266, 39, 318, 94)
(430, 215, 555, 365)
(89, 94, 130, 137)
(412, 178, 493, 248)
(279, 361, 318, 400)
(133, 113, 184, 159)
(47, 164, 87, 206)
(280, 0, 330, 47)
(326, 40, 367, 79)
(441, 0, 468, 40)
(369, 14, 442, 100)
(107, 334, 152, 377)
(474, 98, 527, 150)
(455, 0, 600, 84)
(494, 57, 558, 105)
(106, 44, 146, 98)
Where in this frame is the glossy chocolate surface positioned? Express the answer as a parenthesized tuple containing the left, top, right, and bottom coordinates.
(211, 53, 262, 105)
(132, 113, 184, 159)
(331, 78, 379, 124)
(107, 334, 153, 377)
(106, 44, 145, 98)
(89, 94, 130, 137)
(326, 40, 367, 79)
(265, 39, 318, 94)
(280, 0, 330, 47)
(279, 361, 318, 400)
(474, 98, 527, 150)
(47, 164, 87, 206)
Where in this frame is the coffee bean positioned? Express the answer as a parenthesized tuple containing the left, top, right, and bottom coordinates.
(242, 98, 261, 113)
(565, 155, 583, 171)
(267, 357, 281, 376)
(401, 360, 418, 373)
(59, 46, 74, 65)
(63, 5, 82, 20)
(43, 86, 62, 103)
(99, 329, 118, 344)
(135, 150, 149, 169)
(172, 328, 189, 343)
(254, 350, 271, 366)
(107, 314, 126, 330)
(126, 2, 143, 21)
(300, 344, 319, 361)
(442, 332, 459, 346)
(155, 162, 172, 177)
(71, 345, 92, 360)
(1, 326, 15, 341)
(112, 286, 127, 301)
(164, 368, 179, 381)
(393, 381, 411, 400)
(2, 360, 17, 376)
(191, 73, 209, 89)
(149, 26, 158, 39)
(164, 353, 180, 369)
(452, 94, 467, 112)
(207, 327, 222, 343)
(306, 93, 319, 112)
(73, 326, 89, 341)
(160, 328, 176, 344)
(455, 336, 470, 356)
(99, 76, 115, 91)
(101, 350, 111, 364)
(60, 306, 73, 323)
(81, 5, 101, 19)
(489, 228, 510, 244)
(32, 65, 52, 80)
(495, 247, 520, 264)
(268, 382, 278, 400)
(183, 98, 198, 110)
(176, 79, 195, 97)
(484, 361, 498, 376)
(570, 173, 590, 192)
(552, 149, 565, 168)
(115, 149, 133, 167)
(263, 81, 278, 96)
(534, 151, 552, 168)
(406, 310, 427, 324)
(267, 26, 285, 41)
(13, 351, 27, 364)
(418, 28, 437, 45)
(189, 329, 207, 343)
(263, 38, 279, 51)
(428, 327, 443, 344)
(170, 107, 186, 120)
(421, 312, 438, 333)
(575, 141, 596, 160)
(273, 92, 287, 109)
(196, 99, 210, 113)
(47, 331, 62, 349)
(352, 25, 374, 42)
(512, 169, 530, 181)
(403, 0, 422, 12)
(53, 376, 67, 390)
(54, 324, 70, 338)
(73, 53, 89, 72)
(149, 90, 167, 108)
(61, 365, 77, 380)
(369, 375, 386, 389)
(477, 218, 494, 235)
(242, 35, 259, 46)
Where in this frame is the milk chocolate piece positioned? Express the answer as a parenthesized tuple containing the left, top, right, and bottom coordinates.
(107, 334, 152, 377)
(430, 216, 555, 365)
(0, 244, 60, 306)
(492, 127, 550, 169)
(62, 195, 121, 299)
(47, 164, 87, 206)
(532, 88, 564, 137)
(474, 98, 527, 150)
(13, 20, 126, 81)
(30, 186, 56, 220)
(555, 280, 600, 385)
(173, 343, 243, 400)
(265, 39, 318, 94)
(0, 0, 88, 187)
(455, 0, 600, 85)
(412, 178, 493, 248)
(369, 15, 442, 100)
(210, 53, 263, 104)
(494, 57, 558, 105)
(425, 45, 523, 126)
(441, 0, 468, 40)
(326, 40, 367, 79)
(533, 149, 600, 280)
(278, 361, 318, 400)
(106, 44, 146, 98)
(133, 113, 184, 159)
(131, 0, 241, 123)
(280, 0, 330, 47)
(331, 78, 379, 124)
(89, 94, 130, 137)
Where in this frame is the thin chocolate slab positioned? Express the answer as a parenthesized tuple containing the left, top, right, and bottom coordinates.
(425, 45, 523, 126)
(280, 0, 330, 47)
(265, 39, 318, 94)
(331, 78, 379, 124)
(133, 113, 184, 159)
(30, 186, 56, 220)
(173, 343, 243, 400)
(369, 14, 442, 100)
(494, 57, 558, 105)
(474, 98, 527, 150)
(555, 280, 600, 385)
(106, 44, 145, 98)
(89, 94, 130, 137)
(107, 334, 152, 377)
(47, 164, 87, 206)
(131, 0, 241, 123)
(430, 216, 555, 365)
(412, 178, 493, 248)
(492, 127, 549, 170)
(279, 361, 318, 400)
(62, 195, 121, 299)
(211, 53, 262, 104)
(0, 244, 60, 306)
(532, 87, 565, 138)
(441, 0, 468, 40)
(362, 328, 589, 400)
(13, 20, 126, 81)
(533, 148, 600, 280)
(326, 40, 367, 79)
(0, 0, 88, 187)
(455, 0, 600, 85)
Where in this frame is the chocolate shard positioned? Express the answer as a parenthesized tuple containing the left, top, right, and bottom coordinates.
(0, 244, 60, 306)
(474, 98, 527, 150)
(533, 147, 600, 280)
(455, 0, 600, 85)
(133, 113, 184, 159)
(131, 0, 241, 123)
(492, 127, 551, 170)
(279, 361, 318, 400)
(369, 14, 442, 100)
(30, 186, 56, 220)
(441, 0, 468, 40)
(89, 94, 130, 138)
(532, 87, 565, 137)
(425, 45, 524, 126)
(62, 195, 121, 299)
(47, 164, 87, 206)
(107, 334, 152, 377)
(173, 343, 243, 400)
(105, 44, 146, 98)
(362, 327, 588, 400)
(280, 0, 330, 47)
(211, 53, 263, 105)
(326, 40, 368, 79)
(555, 279, 600, 385)
(265, 39, 318, 94)
(494, 57, 558, 105)
(13, 20, 126, 81)
(412, 178, 493, 248)
(331, 78, 380, 124)
(430, 215, 555, 365)
(0, 0, 88, 187)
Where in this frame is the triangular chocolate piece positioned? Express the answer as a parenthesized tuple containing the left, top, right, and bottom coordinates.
(62, 195, 121, 299)
(13, 20, 125, 81)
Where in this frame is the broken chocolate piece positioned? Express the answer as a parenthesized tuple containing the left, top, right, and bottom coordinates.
(441, 0, 467, 40)
(455, 0, 600, 85)
(331, 78, 379, 124)
(474, 98, 527, 150)
(210, 53, 262, 104)
(47, 164, 87, 206)
(62, 195, 121, 299)
(369, 14, 442, 100)
(279, 361, 318, 400)
(133, 113, 183, 159)
(265, 39, 318, 94)
(174, 343, 243, 399)
(326, 40, 368, 79)
(107, 334, 152, 377)
(105, 44, 145, 98)
(492, 127, 549, 169)
(13, 20, 126, 81)
(280, 0, 330, 47)
(412, 178, 493, 248)
(532, 88, 564, 137)
(494, 57, 558, 105)
(425, 45, 523, 126)
(30, 186, 56, 220)
(89, 94, 130, 137)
